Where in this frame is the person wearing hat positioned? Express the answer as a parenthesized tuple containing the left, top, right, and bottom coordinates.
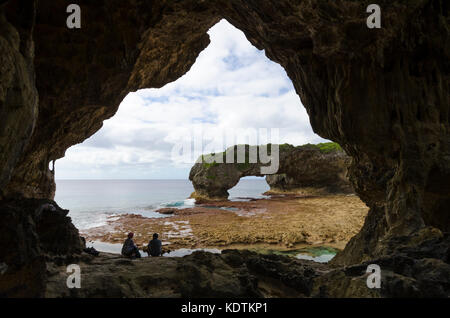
(121, 232, 141, 258)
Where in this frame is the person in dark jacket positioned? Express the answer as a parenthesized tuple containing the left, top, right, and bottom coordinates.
(148, 233, 163, 257)
(121, 232, 141, 258)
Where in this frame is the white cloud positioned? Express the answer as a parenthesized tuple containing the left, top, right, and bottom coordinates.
(55, 20, 327, 179)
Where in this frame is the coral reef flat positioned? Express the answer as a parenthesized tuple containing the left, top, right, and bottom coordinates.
(82, 194, 368, 252)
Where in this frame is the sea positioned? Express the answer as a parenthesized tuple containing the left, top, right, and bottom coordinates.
(55, 178, 269, 231)
(55, 178, 337, 262)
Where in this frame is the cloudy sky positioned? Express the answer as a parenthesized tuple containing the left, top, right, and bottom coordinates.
(55, 20, 327, 180)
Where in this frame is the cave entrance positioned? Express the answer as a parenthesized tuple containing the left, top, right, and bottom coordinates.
(55, 19, 327, 181)
(54, 19, 331, 243)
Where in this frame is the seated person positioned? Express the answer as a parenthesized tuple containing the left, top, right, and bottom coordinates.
(121, 232, 141, 258)
(148, 233, 163, 257)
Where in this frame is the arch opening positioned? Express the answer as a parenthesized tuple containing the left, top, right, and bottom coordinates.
(54, 19, 332, 231)
(49, 20, 366, 260)
(228, 176, 270, 201)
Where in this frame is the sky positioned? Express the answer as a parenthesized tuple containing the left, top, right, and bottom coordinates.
(55, 20, 328, 180)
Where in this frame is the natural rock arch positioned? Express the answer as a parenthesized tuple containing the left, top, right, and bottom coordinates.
(189, 143, 352, 201)
(1, 0, 449, 296)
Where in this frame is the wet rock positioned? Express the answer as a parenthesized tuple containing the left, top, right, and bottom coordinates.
(156, 208, 177, 215)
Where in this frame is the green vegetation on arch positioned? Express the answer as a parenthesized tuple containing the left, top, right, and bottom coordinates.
(199, 142, 342, 166)
(314, 142, 342, 153)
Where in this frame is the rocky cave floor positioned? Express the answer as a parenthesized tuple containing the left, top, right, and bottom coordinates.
(45, 195, 450, 298)
(45, 234, 450, 298)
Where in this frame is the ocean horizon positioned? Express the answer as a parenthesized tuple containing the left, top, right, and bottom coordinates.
(55, 178, 269, 230)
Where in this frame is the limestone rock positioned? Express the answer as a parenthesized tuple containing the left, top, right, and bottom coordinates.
(189, 143, 352, 200)
(0, 1, 38, 197)
(42, 240, 450, 298)
(155, 208, 177, 215)
(0, 0, 449, 297)
(0, 198, 83, 297)
(44, 249, 326, 298)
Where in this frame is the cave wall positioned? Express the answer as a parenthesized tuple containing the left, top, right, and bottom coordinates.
(215, 0, 450, 263)
(1, 0, 220, 199)
(0, 0, 37, 196)
(0, 0, 448, 267)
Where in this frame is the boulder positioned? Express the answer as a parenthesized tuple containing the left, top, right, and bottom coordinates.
(156, 208, 177, 215)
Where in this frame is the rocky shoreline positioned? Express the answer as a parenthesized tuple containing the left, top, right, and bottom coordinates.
(44, 249, 331, 298)
(81, 194, 368, 253)
(44, 232, 450, 298)
(2, 195, 448, 298)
